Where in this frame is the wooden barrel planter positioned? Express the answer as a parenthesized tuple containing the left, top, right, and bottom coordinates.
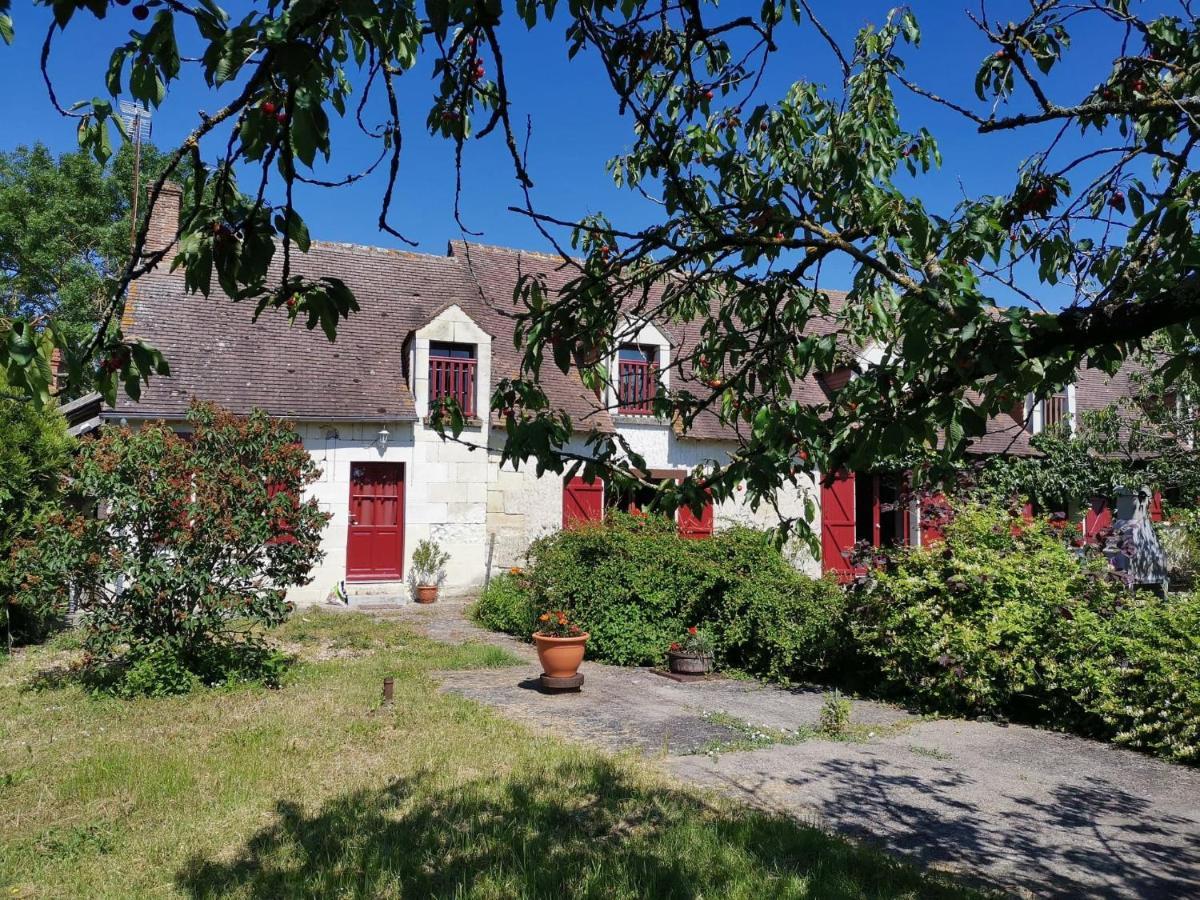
(667, 650, 713, 676)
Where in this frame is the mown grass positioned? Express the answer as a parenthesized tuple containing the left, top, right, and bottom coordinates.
(0, 611, 981, 899)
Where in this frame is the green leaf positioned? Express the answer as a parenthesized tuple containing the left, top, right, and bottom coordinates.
(274, 209, 311, 252)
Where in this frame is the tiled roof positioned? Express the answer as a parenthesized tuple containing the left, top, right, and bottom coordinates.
(113, 236, 1144, 454)
(115, 242, 478, 421)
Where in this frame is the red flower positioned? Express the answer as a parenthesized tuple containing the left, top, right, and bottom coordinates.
(688, 626, 698, 635)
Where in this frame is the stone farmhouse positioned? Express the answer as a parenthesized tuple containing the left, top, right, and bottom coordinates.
(107, 186, 1146, 603)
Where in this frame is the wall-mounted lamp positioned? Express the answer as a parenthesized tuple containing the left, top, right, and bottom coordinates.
(376, 428, 390, 450)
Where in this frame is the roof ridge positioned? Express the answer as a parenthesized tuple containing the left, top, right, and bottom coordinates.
(308, 238, 455, 263)
(449, 238, 578, 264)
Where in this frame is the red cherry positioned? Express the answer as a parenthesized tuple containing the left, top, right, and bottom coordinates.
(704, 90, 714, 101)
(261, 101, 277, 116)
(994, 48, 1007, 59)
(1133, 79, 1147, 92)
(276, 111, 287, 124)
(758, 120, 769, 132)
(132, 4, 149, 20)
(798, 450, 809, 462)
(475, 64, 485, 79)
(1108, 190, 1126, 213)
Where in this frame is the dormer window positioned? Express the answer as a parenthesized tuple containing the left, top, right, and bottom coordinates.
(429, 342, 477, 417)
(1027, 387, 1073, 434)
(617, 345, 657, 415)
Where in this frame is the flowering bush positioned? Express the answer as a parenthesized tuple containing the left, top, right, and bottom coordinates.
(534, 609, 585, 638)
(670, 625, 713, 657)
(7, 402, 328, 695)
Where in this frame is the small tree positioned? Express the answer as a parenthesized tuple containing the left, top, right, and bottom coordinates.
(0, 378, 73, 646)
(10, 402, 327, 693)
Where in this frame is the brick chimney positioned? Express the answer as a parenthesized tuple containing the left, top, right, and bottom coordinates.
(144, 181, 182, 258)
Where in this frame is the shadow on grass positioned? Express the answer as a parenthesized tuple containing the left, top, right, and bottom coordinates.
(176, 756, 975, 899)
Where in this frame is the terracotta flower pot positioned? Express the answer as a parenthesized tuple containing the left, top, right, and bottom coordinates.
(533, 632, 590, 678)
(667, 650, 713, 675)
(415, 584, 438, 604)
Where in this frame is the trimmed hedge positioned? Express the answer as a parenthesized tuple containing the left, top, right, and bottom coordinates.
(486, 514, 844, 682)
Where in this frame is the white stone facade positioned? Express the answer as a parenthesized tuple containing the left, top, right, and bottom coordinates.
(280, 413, 820, 606)
(142, 303, 822, 606)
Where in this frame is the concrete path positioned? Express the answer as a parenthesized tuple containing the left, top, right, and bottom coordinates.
(386, 598, 1200, 899)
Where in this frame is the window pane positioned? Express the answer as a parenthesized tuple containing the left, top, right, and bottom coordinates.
(618, 344, 654, 363)
(430, 341, 475, 359)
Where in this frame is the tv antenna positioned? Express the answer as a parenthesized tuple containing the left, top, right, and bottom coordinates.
(119, 100, 153, 249)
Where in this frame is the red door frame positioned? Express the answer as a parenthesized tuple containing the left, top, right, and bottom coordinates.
(346, 461, 405, 582)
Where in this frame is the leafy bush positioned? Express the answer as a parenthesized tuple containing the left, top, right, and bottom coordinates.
(850, 502, 1199, 763)
(474, 572, 537, 636)
(9, 402, 327, 696)
(1073, 592, 1200, 763)
(411, 538, 450, 586)
(519, 514, 844, 679)
(0, 380, 74, 646)
(692, 527, 846, 681)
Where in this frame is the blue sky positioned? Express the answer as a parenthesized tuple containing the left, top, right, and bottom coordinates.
(0, 1, 1138, 305)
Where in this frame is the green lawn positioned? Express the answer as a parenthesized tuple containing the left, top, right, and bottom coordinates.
(0, 612, 979, 898)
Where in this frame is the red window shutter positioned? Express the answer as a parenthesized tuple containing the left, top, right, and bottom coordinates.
(1150, 490, 1164, 522)
(920, 493, 949, 547)
(563, 477, 604, 529)
(678, 491, 714, 539)
(1084, 496, 1112, 540)
(821, 471, 857, 583)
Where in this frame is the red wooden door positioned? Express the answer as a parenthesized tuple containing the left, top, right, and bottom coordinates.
(678, 491, 714, 539)
(563, 476, 604, 529)
(821, 471, 857, 582)
(1149, 490, 1164, 523)
(347, 462, 405, 581)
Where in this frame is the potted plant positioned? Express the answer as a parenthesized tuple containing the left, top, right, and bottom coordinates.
(667, 625, 714, 675)
(411, 539, 449, 603)
(532, 609, 589, 678)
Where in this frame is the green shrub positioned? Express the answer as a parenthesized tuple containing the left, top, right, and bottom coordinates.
(474, 573, 536, 637)
(0, 379, 74, 647)
(521, 514, 843, 677)
(819, 690, 852, 736)
(1078, 592, 1200, 763)
(850, 504, 1126, 716)
(96, 638, 290, 699)
(850, 502, 1199, 763)
(693, 528, 846, 681)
